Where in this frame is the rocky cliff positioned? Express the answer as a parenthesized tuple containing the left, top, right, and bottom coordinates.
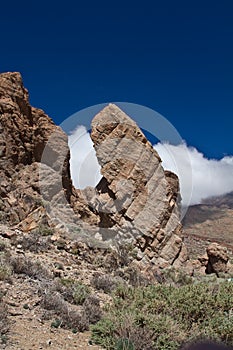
(0, 72, 188, 268)
(0, 72, 72, 228)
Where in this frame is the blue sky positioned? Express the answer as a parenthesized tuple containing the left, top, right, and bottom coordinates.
(1, 0, 233, 159)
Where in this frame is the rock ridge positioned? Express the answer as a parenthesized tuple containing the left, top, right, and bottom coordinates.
(0, 72, 187, 268)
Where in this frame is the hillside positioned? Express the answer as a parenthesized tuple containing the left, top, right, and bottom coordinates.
(182, 193, 233, 258)
(0, 72, 232, 349)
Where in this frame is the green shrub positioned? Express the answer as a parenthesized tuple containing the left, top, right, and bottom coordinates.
(116, 338, 135, 350)
(54, 278, 90, 305)
(51, 319, 62, 328)
(72, 282, 90, 305)
(38, 224, 54, 236)
(91, 281, 233, 349)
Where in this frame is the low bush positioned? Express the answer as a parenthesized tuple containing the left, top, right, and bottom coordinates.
(37, 224, 54, 236)
(41, 289, 101, 332)
(82, 294, 102, 324)
(10, 256, 52, 281)
(91, 281, 233, 349)
(0, 239, 7, 252)
(91, 273, 122, 293)
(41, 290, 89, 331)
(0, 254, 12, 281)
(115, 266, 150, 288)
(54, 278, 90, 305)
(41, 277, 101, 332)
(13, 232, 51, 253)
(0, 290, 9, 344)
(72, 282, 90, 305)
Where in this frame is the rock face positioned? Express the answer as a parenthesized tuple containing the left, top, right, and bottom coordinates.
(0, 72, 72, 226)
(0, 72, 187, 268)
(72, 104, 187, 267)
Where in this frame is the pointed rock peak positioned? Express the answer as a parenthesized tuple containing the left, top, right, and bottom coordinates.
(92, 103, 137, 127)
(0, 71, 22, 79)
(91, 103, 153, 152)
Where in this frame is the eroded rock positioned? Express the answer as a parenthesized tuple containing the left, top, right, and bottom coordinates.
(0, 72, 188, 268)
(72, 103, 187, 266)
(206, 242, 229, 275)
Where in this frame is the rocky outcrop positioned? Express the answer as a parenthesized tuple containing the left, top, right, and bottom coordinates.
(0, 72, 188, 268)
(0, 72, 72, 225)
(206, 242, 229, 276)
(72, 104, 187, 267)
(186, 243, 233, 277)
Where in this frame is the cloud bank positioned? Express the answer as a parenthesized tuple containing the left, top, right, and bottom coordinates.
(68, 126, 233, 207)
(154, 143, 233, 206)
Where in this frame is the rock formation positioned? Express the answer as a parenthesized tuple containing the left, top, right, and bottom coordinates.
(0, 72, 72, 228)
(0, 71, 188, 268)
(206, 242, 229, 276)
(72, 104, 187, 267)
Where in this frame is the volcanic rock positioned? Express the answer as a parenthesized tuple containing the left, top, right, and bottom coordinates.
(72, 103, 187, 266)
(206, 242, 229, 275)
(0, 72, 72, 226)
(0, 72, 188, 268)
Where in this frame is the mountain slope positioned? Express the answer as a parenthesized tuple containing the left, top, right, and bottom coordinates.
(182, 193, 233, 257)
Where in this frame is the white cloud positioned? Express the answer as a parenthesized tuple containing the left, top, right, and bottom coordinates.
(154, 143, 233, 206)
(68, 127, 233, 207)
(68, 126, 101, 189)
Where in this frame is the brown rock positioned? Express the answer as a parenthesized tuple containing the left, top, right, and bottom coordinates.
(0, 72, 72, 229)
(206, 242, 229, 275)
(79, 103, 188, 266)
(0, 73, 188, 269)
(16, 206, 49, 232)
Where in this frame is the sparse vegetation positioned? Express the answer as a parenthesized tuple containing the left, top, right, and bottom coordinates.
(13, 231, 51, 253)
(82, 294, 102, 324)
(53, 278, 90, 305)
(40, 276, 101, 332)
(38, 224, 54, 236)
(115, 266, 150, 287)
(0, 253, 12, 281)
(0, 290, 9, 345)
(41, 288, 101, 332)
(91, 273, 122, 293)
(91, 281, 233, 349)
(10, 256, 52, 280)
(0, 239, 7, 252)
(158, 266, 193, 286)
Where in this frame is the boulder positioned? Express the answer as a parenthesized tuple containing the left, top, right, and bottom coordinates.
(206, 242, 229, 275)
